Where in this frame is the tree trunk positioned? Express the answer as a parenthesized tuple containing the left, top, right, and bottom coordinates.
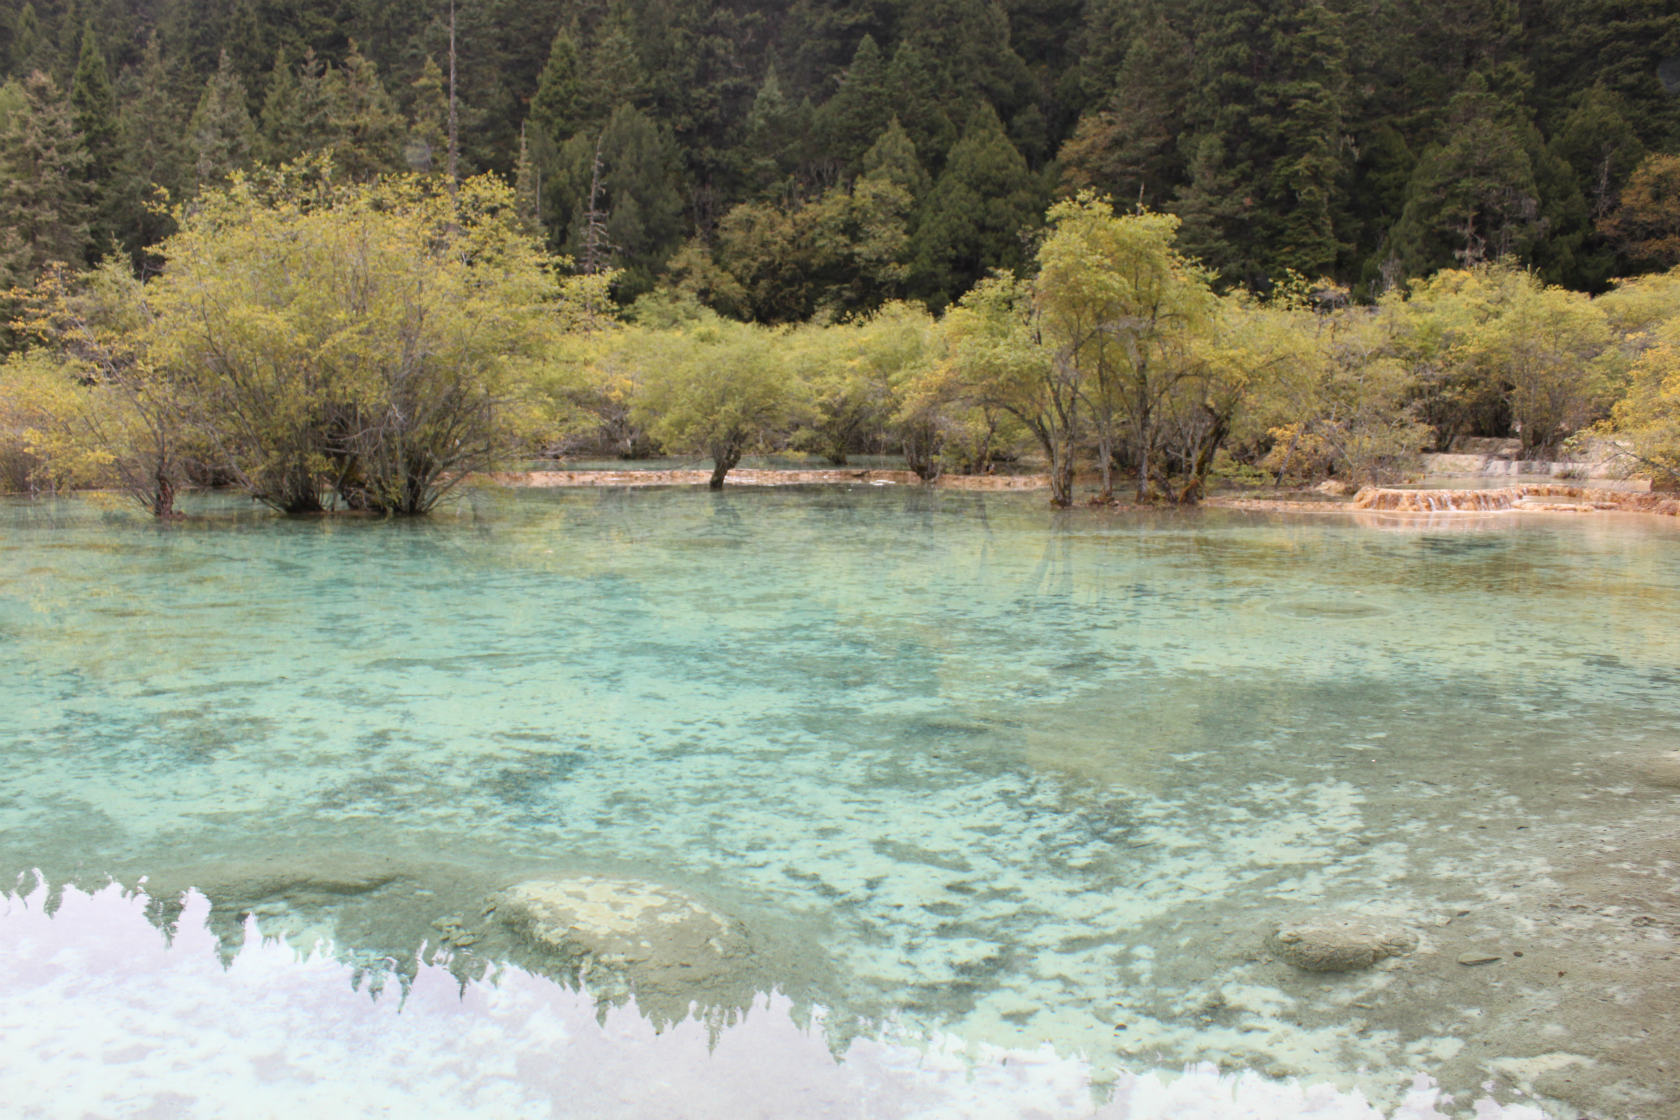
(151, 470, 178, 519)
(709, 442, 741, 489)
(1049, 432, 1075, 507)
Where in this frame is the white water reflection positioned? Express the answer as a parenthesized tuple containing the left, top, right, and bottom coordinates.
(0, 882, 1547, 1119)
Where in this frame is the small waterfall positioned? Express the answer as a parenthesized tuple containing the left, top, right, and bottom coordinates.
(1349, 484, 1611, 512)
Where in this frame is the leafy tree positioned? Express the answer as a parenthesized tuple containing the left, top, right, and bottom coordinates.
(632, 313, 802, 487)
(157, 171, 557, 513)
(1599, 154, 1680, 270)
(1459, 275, 1611, 456)
(1252, 304, 1432, 484)
(0, 71, 90, 289)
(1388, 263, 1609, 456)
(1600, 308, 1680, 487)
(16, 170, 560, 516)
(1033, 194, 1216, 501)
(942, 272, 1072, 503)
(784, 320, 892, 464)
(6, 260, 193, 514)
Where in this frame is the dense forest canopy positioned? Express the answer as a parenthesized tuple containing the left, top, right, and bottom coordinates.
(2, 0, 1678, 312)
(6, 0, 1680, 516)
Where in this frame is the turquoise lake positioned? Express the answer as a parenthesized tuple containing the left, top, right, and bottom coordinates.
(2, 485, 1677, 1118)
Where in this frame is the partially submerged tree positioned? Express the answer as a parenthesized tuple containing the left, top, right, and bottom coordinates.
(12, 166, 558, 516)
(632, 313, 802, 487)
(942, 272, 1072, 503)
(1033, 194, 1217, 501)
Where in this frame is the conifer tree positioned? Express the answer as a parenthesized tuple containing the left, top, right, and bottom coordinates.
(862, 117, 930, 201)
(257, 49, 302, 165)
(910, 103, 1041, 306)
(7, 5, 46, 77)
(0, 70, 90, 287)
(405, 57, 449, 173)
(293, 49, 337, 148)
(814, 34, 889, 173)
(1057, 10, 1192, 206)
(115, 33, 187, 263)
(743, 64, 802, 196)
(884, 39, 956, 171)
(329, 43, 403, 180)
(188, 50, 255, 188)
(578, 13, 647, 125)
(530, 25, 583, 146)
(550, 103, 684, 297)
(69, 22, 119, 260)
(513, 122, 543, 238)
(1384, 72, 1584, 283)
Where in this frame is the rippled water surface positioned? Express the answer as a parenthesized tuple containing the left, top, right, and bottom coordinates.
(3, 486, 1678, 1116)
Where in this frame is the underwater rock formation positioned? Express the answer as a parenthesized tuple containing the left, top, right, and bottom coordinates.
(490, 875, 750, 996)
(1269, 914, 1419, 972)
(1639, 751, 1680, 789)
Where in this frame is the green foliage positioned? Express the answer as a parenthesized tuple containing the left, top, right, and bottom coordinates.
(911, 103, 1042, 307)
(405, 57, 450, 174)
(709, 172, 913, 324)
(12, 170, 559, 516)
(69, 23, 120, 257)
(631, 313, 803, 486)
(1033, 193, 1218, 501)
(1390, 264, 1610, 457)
(115, 33, 188, 267)
(548, 104, 685, 297)
(814, 34, 889, 172)
(0, 70, 90, 289)
(1599, 154, 1680, 271)
(1382, 74, 1586, 286)
(1600, 313, 1680, 487)
(188, 50, 255, 188)
(941, 271, 1070, 501)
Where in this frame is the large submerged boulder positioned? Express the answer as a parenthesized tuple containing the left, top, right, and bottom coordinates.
(490, 875, 750, 997)
(1269, 913, 1419, 973)
(1638, 751, 1680, 790)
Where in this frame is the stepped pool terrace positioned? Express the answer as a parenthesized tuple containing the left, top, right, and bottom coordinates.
(2, 486, 1677, 1118)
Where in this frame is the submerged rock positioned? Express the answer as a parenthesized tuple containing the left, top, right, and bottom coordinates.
(491, 875, 750, 994)
(144, 851, 413, 907)
(1638, 751, 1680, 789)
(1269, 914, 1419, 973)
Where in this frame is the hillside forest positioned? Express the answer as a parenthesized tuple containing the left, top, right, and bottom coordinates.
(2, 0, 1680, 512)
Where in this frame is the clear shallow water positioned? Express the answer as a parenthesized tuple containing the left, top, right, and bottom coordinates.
(3, 487, 1678, 1114)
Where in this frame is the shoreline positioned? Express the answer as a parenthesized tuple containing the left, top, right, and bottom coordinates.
(487, 470, 1680, 520)
(481, 468, 1049, 491)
